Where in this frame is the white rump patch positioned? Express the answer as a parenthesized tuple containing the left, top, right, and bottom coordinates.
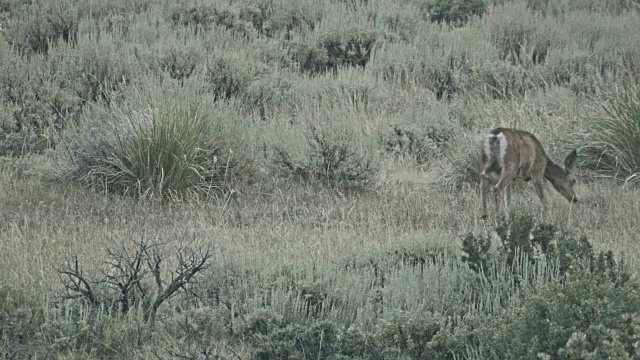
(482, 131, 508, 178)
(496, 133, 507, 168)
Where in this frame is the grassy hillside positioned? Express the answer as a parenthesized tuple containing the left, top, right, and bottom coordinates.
(1, 0, 640, 358)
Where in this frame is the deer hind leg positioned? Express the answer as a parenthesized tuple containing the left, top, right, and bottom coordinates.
(504, 183, 512, 209)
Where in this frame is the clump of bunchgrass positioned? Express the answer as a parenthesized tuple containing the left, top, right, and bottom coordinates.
(573, 80, 640, 184)
(67, 77, 242, 199)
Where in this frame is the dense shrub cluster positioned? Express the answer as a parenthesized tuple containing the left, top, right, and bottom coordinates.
(463, 214, 628, 284)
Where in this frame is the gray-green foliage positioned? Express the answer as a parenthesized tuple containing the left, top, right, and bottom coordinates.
(4, 0, 79, 54)
(67, 77, 243, 198)
(574, 80, 640, 184)
(2, 0, 640, 357)
(275, 125, 377, 187)
(423, 0, 486, 26)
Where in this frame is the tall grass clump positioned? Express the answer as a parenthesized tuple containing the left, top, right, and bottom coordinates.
(573, 80, 640, 184)
(67, 77, 244, 199)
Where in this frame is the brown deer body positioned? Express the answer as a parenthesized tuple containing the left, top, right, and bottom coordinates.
(480, 127, 578, 219)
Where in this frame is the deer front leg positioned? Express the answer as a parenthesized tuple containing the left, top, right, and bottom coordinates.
(532, 177, 547, 216)
(494, 174, 515, 219)
(480, 175, 491, 220)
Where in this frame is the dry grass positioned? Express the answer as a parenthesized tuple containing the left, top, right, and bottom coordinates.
(2, 161, 639, 296)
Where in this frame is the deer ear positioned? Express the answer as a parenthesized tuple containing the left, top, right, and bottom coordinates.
(564, 149, 577, 170)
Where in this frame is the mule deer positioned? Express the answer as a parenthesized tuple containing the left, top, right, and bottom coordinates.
(480, 127, 578, 219)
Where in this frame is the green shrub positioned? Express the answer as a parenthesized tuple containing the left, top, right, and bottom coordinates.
(0, 286, 44, 358)
(0, 51, 50, 132)
(168, 1, 215, 29)
(457, 216, 638, 358)
(258, 3, 321, 38)
(526, 0, 640, 16)
(240, 313, 382, 360)
(77, 0, 150, 19)
(243, 70, 296, 120)
(473, 272, 640, 358)
(243, 316, 338, 359)
(319, 27, 378, 72)
(374, 1, 423, 42)
(49, 31, 133, 104)
(156, 37, 204, 81)
(573, 80, 640, 184)
(0, 46, 79, 148)
(205, 50, 267, 102)
(5, 0, 79, 54)
(288, 26, 378, 75)
(275, 125, 377, 188)
(434, 133, 482, 189)
(461, 232, 491, 274)
(67, 78, 243, 198)
(167, 1, 257, 37)
(376, 310, 450, 358)
(422, 0, 486, 26)
(287, 39, 331, 74)
(382, 124, 452, 164)
(463, 214, 630, 284)
(0, 0, 23, 13)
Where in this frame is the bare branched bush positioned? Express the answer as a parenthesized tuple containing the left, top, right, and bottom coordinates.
(60, 239, 211, 324)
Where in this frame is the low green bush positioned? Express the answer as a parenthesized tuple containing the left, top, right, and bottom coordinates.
(463, 214, 630, 284)
(240, 311, 382, 360)
(205, 50, 267, 102)
(469, 271, 640, 358)
(275, 125, 377, 188)
(0, 286, 44, 358)
(287, 26, 378, 74)
(287, 39, 331, 74)
(526, 0, 640, 16)
(167, 1, 257, 37)
(4, 0, 79, 54)
(382, 124, 453, 164)
(319, 27, 378, 72)
(156, 37, 204, 81)
(0, 45, 79, 151)
(422, 0, 486, 26)
(49, 31, 134, 105)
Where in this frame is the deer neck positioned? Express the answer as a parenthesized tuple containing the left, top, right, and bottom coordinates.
(543, 157, 565, 184)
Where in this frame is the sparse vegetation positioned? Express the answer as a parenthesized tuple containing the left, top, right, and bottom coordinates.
(1, 0, 640, 358)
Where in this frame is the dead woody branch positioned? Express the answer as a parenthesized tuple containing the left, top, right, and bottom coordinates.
(59, 238, 211, 324)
